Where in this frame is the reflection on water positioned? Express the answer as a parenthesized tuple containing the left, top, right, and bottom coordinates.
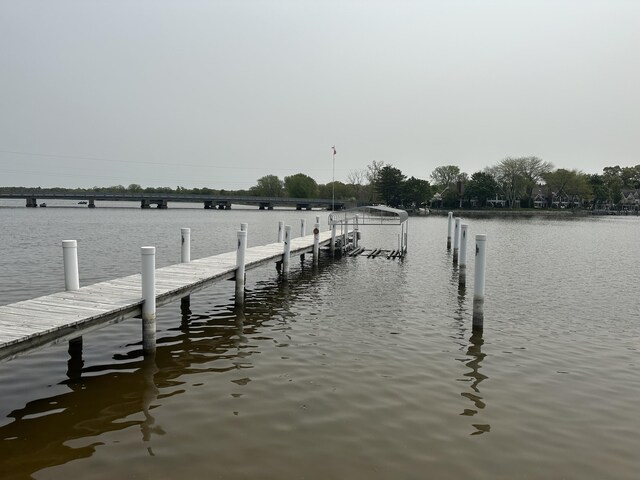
(460, 330, 489, 435)
(0, 262, 320, 478)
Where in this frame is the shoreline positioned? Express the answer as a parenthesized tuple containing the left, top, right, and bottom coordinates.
(416, 209, 613, 218)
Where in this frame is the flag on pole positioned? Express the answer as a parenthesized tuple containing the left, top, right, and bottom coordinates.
(332, 146, 337, 155)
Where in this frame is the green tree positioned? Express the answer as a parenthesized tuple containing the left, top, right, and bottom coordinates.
(464, 171, 499, 207)
(430, 165, 460, 190)
(376, 165, 406, 207)
(318, 181, 349, 200)
(251, 175, 284, 197)
(284, 173, 318, 198)
(543, 169, 591, 207)
(487, 158, 526, 208)
(402, 177, 431, 208)
(519, 156, 554, 207)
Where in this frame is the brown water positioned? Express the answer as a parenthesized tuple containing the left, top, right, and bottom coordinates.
(0, 203, 639, 479)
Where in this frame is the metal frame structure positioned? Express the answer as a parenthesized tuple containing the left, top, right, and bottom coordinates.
(328, 206, 409, 255)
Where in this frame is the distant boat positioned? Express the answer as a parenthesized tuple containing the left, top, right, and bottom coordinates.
(39, 203, 47, 207)
(78, 201, 87, 204)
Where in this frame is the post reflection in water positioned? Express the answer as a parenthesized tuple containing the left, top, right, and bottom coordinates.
(140, 354, 164, 453)
(460, 330, 490, 435)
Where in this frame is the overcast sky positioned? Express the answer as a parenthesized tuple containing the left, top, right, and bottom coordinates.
(1, 0, 638, 190)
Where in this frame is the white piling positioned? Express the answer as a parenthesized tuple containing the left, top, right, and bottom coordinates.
(236, 229, 247, 305)
(141, 246, 156, 354)
(283, 225, 292, 275)
(459, 224, 469, 286)
(277, 221, 284, 242)
(300, 219, 306, 237)
(181, 228, 191, 263)
(401, 223, 405, 255)
(330, 223, 336, 255)
(62, 240, 80, 291)
(354, 215, 360, 248)
(313, 222, 320, 265)
(472, 234, 487, 329)
(453, 217, 461, 263)
(447, 212, 453, 250)
(316, 215, 320, 225)
(63, 239, 82, 356)
(404, 221, 409, 253)
(240, 222, 248, 232)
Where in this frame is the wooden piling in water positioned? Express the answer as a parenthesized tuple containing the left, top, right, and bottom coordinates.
(453, 217, 461, 264)
(447, 212, 453, 250)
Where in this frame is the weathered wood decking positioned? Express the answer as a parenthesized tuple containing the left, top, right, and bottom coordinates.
(0, 231, 335, 362)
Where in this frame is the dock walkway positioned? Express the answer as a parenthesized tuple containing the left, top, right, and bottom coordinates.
(0, 230, 335, 362)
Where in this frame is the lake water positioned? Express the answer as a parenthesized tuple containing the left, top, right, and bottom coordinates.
(0, 201, 639, 479)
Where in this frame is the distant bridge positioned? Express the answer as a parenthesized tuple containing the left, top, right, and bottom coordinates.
(0, 192, 346, 210)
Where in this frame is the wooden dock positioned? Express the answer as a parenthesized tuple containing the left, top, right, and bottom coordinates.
(0, 230, 336, 362)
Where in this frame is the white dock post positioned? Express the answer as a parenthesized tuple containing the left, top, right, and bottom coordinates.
(313, 222, 320, 265)
(401, 223, 405, 256)
(473, 234, 487, 330)
(300, 219, 306, 237)
(459, 224, 469, 286)
(141, 246, 156, 354)
(343, 220, 348, 249)
(316, 215, 320, 225)
(354, 215, 360, 248)
(453, 217, 461, 263)
(180, 228, 191, 309)
(180, 228, 191, 263)
(277, 221, 284, 242)
(404, 221, 408, 253)
(62, 240, 80, 291)
(330, 223, 336, 255)
(240, 222, 248, 232)
(236, 229, 247, 305)
(63, 240, 82, 368)
(447, 212, 453, 250)
(283, 225, 292, 275)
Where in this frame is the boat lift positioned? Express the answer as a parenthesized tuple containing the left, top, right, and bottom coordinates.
(328, 205, 409, 259)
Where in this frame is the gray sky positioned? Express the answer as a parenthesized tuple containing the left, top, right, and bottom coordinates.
(1, 0, 638, 190)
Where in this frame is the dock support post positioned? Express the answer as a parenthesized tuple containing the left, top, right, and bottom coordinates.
(447, 212, 453, 250)
(180, 228, 191, 309)
(236, 229, 247, 305)
(181, 228, 191, 263)
(472, 234, 487, 330)
(459, 224, 468, 287)
(62, 240, 80, 291)
(282, 225, 292, 276)
(300, 219, 306, 237)
(313, 222, 320, 266)
(141, 246, 156, 354)
(240, 222, 248, 233)
(354, 215, 359, 249)
(63, 240, 82, 377)
(330, 223, 336, 255)
(404, 221, 408, 254)
(277, 221, 284, 242)
(453, 217, 461, 264)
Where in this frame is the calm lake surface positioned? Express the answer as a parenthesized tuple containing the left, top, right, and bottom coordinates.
(0, 201, 639, 479)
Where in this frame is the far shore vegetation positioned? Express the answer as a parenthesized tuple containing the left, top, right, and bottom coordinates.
(2, 159, 639, 211)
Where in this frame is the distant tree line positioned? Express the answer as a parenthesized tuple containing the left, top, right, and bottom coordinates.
(2, 159, 638, 210)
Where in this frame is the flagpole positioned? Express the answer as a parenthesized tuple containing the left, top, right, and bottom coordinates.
(331, 146, 336, 211)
